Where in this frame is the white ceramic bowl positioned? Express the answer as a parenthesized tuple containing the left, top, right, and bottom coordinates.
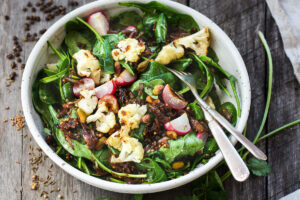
(21, 0, 251, 194)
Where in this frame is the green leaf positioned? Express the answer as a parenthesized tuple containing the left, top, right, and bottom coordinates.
(171, 58, 193, 71)
(136, 158, 167, 183)
(247, 157, 270, 176)
(134, 194, 143, 200)
(218, 102, 237, 126)
(155, 13, 167, 43)
(139, 61, 179, 89)
(130, 123, 146, 143)
(110, 10, 143, 30)
(189, 101, 204, 121)
(159, 133, 203, 163)
(65, 30, 93, 55)
(120, 1, 199, 32)
(62, 82, 74, 101)
(103, 33, 126, 49)
(39, 68, 68, 83)
(120, 61, 135, 75)
(39, 82, 60, 104)
(190, 54, 214, 97)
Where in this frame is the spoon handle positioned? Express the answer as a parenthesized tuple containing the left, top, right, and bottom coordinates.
(204, 110, 250, 182)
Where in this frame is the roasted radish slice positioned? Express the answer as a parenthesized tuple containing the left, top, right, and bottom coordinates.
(122, 25, 138, 36)
(164, 113, 191, 135)
(99, 94, 119, 113)
(95, 80, 116, 98)
(73, 78, 95, 97)
(162, 84, 188, 110)
(87, 12, 109, 35)
(115, 69, 137, 86)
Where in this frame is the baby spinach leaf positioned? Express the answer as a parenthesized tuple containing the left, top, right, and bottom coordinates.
(200, 56, 241, 117)
(171, 58, 193, 71)
(218, 102, 237, 126)
(76, 17, 115, 74)
(189, 101, 204, 121)
(140, 61, 179, 89)
(136, 158, 167, 183)
(48, 105, 92, 160)
(131, 123, 146, 143)
(190, 170, 227, 200)
(62, 82, 74, 101)
(103, 33, 125, 49)
(39, 82, 60, 104)
(119, 61, 135, 75)
(247, 157, 270, 177)
(191, 54, 214, 97)
(155, 13, 167, 44)
(39, 68, 68, 83)
(214, 74, 232, 97)
(207, 47, 219, 63)
(120, 1, 199, 32)
(159, 133, 203, 163)
(93, 148, 111, 167)
(110, 10, 143, 30)
(65, 31, 93, 55)
(32, 71, 52, 125)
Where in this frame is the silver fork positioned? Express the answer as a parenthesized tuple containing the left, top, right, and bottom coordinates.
(167, 68, 267, 180)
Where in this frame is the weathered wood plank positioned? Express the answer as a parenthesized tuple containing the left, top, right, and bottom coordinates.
(189, 0, 268, 200)
(265, 9, 300, 200)
(0, 0, 25, 199)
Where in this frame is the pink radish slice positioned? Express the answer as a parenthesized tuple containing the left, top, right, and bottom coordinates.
(162, 84, 188, 110)
(196, 132, 208, 144)
(95, 80, 116, 99)
(99, 94, 119, 113)
(164, 113, 191, 135)
(73, 78, 95, 97)
(115, 69, 137, 86)
(87, 12, 109, 35)
(122, 25, 138, 34)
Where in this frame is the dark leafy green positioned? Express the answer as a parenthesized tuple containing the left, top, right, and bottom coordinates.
(130, 123, 146, 143)
(171, 58, 193, 71)
(218, 102, 237, 126)
(136, 158, 167, 183)
(247, 157, 270, 176)
(189, 101, 204, 121)
(39, 82, 60, 104)
(65, 31, 93, 55)
(120, 1, 199, 32)
(109, 10, 143, 30)
(159, 133, 203, 163)
(155, 13, 167, 43)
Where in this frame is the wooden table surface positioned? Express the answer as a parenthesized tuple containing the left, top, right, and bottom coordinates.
(1, 0, 299, 199)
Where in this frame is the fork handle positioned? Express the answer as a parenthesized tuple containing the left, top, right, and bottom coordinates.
(191, 89, 267, 161)
(206, 116, 250, 181)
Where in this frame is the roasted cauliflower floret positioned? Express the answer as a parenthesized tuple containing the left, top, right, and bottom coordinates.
(106, 127, 144, 163)
(155, 27, 210, 65)
(112, 38, 145, 63)
(155, 43, 184, 65)
(174, 27, 210, 57)
(118, 104, 147, 129)
(73, 49, 101, 84)
(77, 89, 98, 115)
(86, 102, 116, 133)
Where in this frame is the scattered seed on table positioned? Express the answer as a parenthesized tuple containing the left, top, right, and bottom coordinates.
(4, 16, 10, 20)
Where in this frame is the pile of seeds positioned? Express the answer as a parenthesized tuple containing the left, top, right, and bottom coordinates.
(3, 0, 79, 85)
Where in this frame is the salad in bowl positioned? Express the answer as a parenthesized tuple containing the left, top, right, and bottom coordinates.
(31, 1, 241, 185)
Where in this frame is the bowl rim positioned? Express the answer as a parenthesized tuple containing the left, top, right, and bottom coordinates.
(21, 0, 251, 194)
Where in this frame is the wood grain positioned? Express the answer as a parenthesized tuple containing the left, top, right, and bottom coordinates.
(265, 8, 300, 200)
(0, 0, 299, 200)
